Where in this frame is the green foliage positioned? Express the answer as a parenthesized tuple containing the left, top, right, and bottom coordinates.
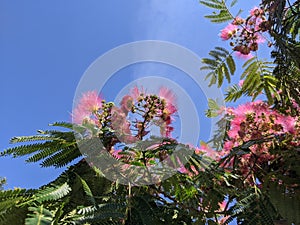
(0, 188, 33, 224)
(22, 183, 71, 206)
(205, 98, 222, 118)
(224, 57, 279, 104)
(74, 173, 96, 206)
(239, 57, 278, 104)
(0, 188, 33, 210)
(72, 203, 125, 225)
(201, 47, 236, 87)
(1, 2, 300, 224)
(0, 177, 6, 190)
(261, 0, 300, 106)
(199, 0, 240, 23)
(268, 182, 300, 224)
(1, 122, 82, 168)
(225, 192, 278, 225)
(25, 206, 53, 225)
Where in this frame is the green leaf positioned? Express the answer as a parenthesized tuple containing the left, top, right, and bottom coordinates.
(226, 54, 236, 75)
(75, 173, 96, 205)
(25, 206, 53, 225)
(199, 0, 225, 10)
(230, 0, 238, 7)
(200, 0, 236, 23)
(205, 98, 221, 117)
(201, 47, 236, 87)
(21, 183, 71, 206)
(225, 84, 243, 102)
(238, 57, 278, 102)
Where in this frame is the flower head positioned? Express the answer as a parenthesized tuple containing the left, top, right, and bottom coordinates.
(219, 24, 238, 40)
(159, 87, 177, 114)
(72, 91, 103, 124)
(238, 80, 244, 87)
(234, 51, 254, 60)
(120, 95, 134, 114)
(250, 6, 264, 17)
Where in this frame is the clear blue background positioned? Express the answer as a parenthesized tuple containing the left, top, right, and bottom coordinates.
(0, 0, 262, 190)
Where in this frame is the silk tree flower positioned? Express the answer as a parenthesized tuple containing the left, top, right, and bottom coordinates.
(130, 86, 144, 100)
(120, 95, 134, 115)
(220, 6, 268, 58)
(76, 91, 102, 112)
(275, 115, 296, 134)
(238, 80, 244, 87)
(72, 108, 92, 124)
(219, 100, 300, 183)
(158, 87, 178, 137)
(198, 142, 221, 160)
(111, 148, 122, 159)
(292, 99, 300, 110)
(232, 16, 245, 25)
(219, 23, 238, 40)
(250, 6, 264, 17)
(158, 87, 177, 114)
(159, 123, 174, 138)
(110, 106, 138, 144)
(72, 91, 103, 124)
(234, 49, 254, 59)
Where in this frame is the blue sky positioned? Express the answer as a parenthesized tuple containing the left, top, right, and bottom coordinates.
(0, 0, 262, 190)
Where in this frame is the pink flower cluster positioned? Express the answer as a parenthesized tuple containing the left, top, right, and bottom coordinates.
(220, 6, 271, 58)
(72, 91, 103, 124)
(72, 87, 178, 145)
(220, 101, 300, 182)
(175, 99, 300, 187)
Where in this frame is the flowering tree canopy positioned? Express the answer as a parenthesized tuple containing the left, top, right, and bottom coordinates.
(0, 1, 300, 225)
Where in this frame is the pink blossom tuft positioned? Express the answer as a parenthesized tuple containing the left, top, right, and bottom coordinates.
(72, 91, 102, 124)
(219, 24, 238, 40)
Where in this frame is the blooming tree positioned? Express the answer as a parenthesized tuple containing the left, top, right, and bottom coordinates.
(0, 1, 300, 225)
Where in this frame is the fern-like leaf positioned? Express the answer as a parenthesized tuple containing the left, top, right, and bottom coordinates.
(240, 57, 278, 104)
(72, 203, 125, 224)
(225, 84, 243, 102)
(21, 183, 71, 206)
(0, 188, 33, 212)
(1, 122, 84, 168)
(201, 47, 236, 87)
(75, 173, 96, 205)
(25, 205, 53, 225)
(200, 0, 241, 23)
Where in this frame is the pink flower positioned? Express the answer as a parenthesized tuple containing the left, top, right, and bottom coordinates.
(250, 6, 263, 17)
(234, 51, 254, 59)
(77, 91, 102, 112)
(276, 115, 296, 134)
(223, 141, 234, 152)
(110, 106, 138, 143)
(238, 80, 244, 87)
(219, 24, 238, 40)
(131, 86, 144, 100)
(292, 99, 300, 110)
(218, 201, 227, 212)
(159, 87, 177, 114)
(72, 108, 93, 124)
(160, 124, 174, 138)
(232, 16, 245, 25)
(178, 165, 189, 174)
(72, 91, 103, 124)
(111, 149, 122, 159)
(199, 143, 221, 160)
(120, 95, 134, 114)
(111, 107, 130, 133)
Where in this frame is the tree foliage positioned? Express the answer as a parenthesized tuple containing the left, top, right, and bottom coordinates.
(1, 1, 300, 225)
